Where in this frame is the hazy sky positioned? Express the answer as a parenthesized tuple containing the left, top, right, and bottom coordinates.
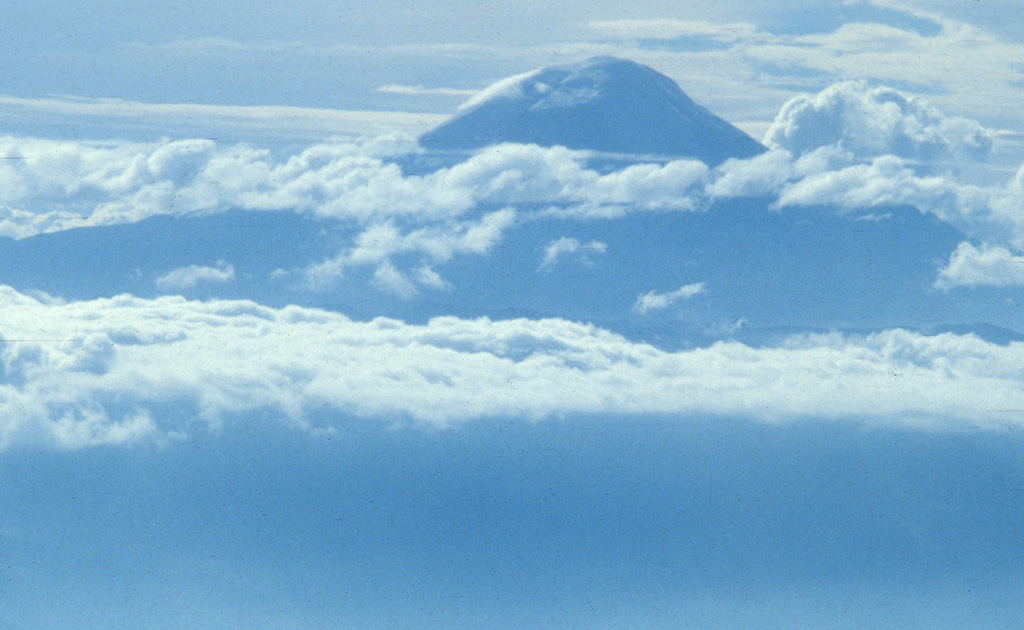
(3, 0, 1023, 139)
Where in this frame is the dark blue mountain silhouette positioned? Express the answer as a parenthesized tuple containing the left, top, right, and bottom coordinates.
(3, 201, 1018, 347)
(419, 57, 766, 165)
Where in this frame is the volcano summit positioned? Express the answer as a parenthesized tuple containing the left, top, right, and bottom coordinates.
(419, 56, 766, 164)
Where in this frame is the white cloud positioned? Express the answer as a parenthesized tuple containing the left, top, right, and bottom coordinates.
(707, 149, 800, 198)
(112, 7, 1024, 160)
(540, 237, 608, 270)
(415, 265, 449, 290)
(373, 261, 418, 299)
(376, 84, 477, 97)
(935, 242, 1024, 289)
(633, 283, 706, 313)
(3, 286, 1024, 449)
(764, 81, 993, 165)
(155, 261, 236, 290)
(0, 93, 444, 142)
(456, 69, 542, 111)
(0, 138, 710, 239)
(302, 209, 517, 291)
(774, 155, 995, 228)
(588, 19, 762, 42)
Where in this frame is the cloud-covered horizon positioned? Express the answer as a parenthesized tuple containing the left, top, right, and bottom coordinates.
(3, 285, 1024, 450)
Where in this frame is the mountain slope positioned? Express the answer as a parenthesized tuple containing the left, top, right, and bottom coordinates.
(419, 56, 766, 164)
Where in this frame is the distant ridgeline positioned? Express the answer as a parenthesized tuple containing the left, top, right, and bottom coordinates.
(0, 56, 1020, 346)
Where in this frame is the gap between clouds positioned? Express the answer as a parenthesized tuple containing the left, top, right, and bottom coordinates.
(2, 285, 1024, 450)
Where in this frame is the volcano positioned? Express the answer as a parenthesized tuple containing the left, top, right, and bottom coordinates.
(419, 56, 766, 164)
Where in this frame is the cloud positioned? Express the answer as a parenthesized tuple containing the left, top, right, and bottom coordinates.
(0, 93, 444, 142)
(588, 19, 762, 43)
(740, 17, 1024, 136)
(455, 69, 542, 111)
(0, 112, 1020, 271)
(301, 208, 517, 291)
(155, 261, 236, 290)
(373, 261, 419, 299)
(935, 242, 1024, 289)
(763, 81, 993, 165)
(3, 286, 1024, 449)
(0, 138, 710, 240)
(540, 237, 607, 270)
(773, 154, 997, 233)
(376, 84, 477, 97)
(112, 7, 1024, 160)
(633, 283, 706, 313)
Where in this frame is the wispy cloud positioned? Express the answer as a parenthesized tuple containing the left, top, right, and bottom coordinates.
(376, 84, 477, 97)
(0, 93, 444, 141)
(155, 261, 235, 290)
(633, 283, 706, 313)
(588, 19, 763, 43)
(540, 237, 607, 270)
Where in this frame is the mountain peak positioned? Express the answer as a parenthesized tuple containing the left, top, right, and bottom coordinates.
(419, 56, 766, 164)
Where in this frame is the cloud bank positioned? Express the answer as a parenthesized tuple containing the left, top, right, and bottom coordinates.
(3, 286, 1024, 450)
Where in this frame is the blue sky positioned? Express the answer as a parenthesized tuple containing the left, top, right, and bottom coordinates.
(3, 1, 1024, 628)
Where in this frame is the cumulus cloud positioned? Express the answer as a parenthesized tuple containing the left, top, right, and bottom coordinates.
(540, 237, 607, 270)
(935, 242, 1024, 289)
(155, 261, 235, 290)
(301, 208, 517, 290)
(633, 283, 706, 313)
(3, 286, 1024, 449)
(764, 81, 993, 165)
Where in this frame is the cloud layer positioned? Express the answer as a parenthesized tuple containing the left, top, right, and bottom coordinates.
(3, 286, 1024, 449)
